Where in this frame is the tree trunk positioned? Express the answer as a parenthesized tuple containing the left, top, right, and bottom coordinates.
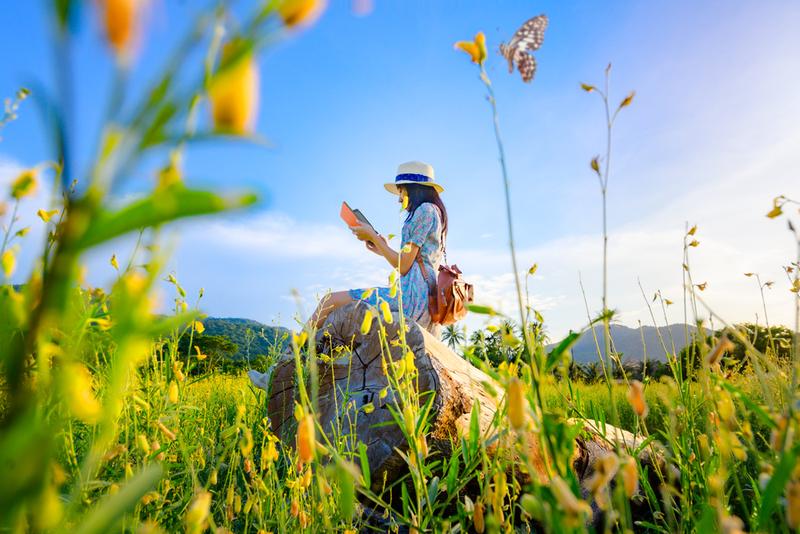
(267, 303, 670, 523)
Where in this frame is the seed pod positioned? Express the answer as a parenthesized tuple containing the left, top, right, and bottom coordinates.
(473, 502, 485, 534)
(627, 380, 648, 418)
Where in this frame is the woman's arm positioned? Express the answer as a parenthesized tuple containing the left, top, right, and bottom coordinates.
(352, 224, 419, 275)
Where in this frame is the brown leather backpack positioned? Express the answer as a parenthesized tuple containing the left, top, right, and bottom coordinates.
(416, 256, 474, 325)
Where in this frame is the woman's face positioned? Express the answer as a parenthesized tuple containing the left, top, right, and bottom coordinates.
(398, 187, 408, 209)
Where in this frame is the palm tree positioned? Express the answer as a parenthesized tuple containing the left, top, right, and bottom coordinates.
(442, 324, 466, 351)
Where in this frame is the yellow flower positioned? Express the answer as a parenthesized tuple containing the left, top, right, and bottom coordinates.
(627, 380, 648, 418)
(277, 0, 326, 28)
(185, 491, 212, 534)
(454, 31, 487, 65)
(193, 320, 205, 334)
(61, 362, 102, 424)
(706, 334, 735, 367)
(787, 479, 800, 529)
(380, 300, 393, 324)
(209, 41, 260, 135)
(1, 249, 16, 278)
(621, 457, 638, 498)
(100, 0, 139, 55)
(549, 476, 592, 517)
(11, 169, 37, 199)
(110, 254, 119, 270)
(167, 381, 179, 404)
(506, 378, 525, 429)
(156, 420, 177, 442)
(472, 502, 485, 534)
(194, 345, 207, 360)
(360, 309, 373, 335)
(296, 414, 315, 464)
(37, 208, 59, 223)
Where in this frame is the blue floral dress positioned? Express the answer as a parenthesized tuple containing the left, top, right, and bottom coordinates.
(348, 202, 443, 329)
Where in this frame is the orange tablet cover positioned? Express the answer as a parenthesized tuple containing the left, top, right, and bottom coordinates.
(340, 201, 359, 227)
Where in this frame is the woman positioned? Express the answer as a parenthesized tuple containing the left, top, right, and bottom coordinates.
(308, 160, 447, 332)
(248, 161, 447, 391)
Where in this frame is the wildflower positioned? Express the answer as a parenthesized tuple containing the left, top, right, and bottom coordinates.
(627, 380, 648, 418)
(194, 345, 207, 360)
(157, 421, 176, 441)
(787, 479, 800, 529)
(290, 498, 300, 517)
(380, 300, 393, 324)
(193, 320, 205, 334)
(621, 457, 638, 498)
(137, 434, 151, 455)
(173, 361, 186, 382)
(473, 501, 485, 534)
(299, 510, 309, 528)
(297, 414, 315, 463)
(360, 309, 373, 334)
(61, 362, 102, 424)
(168, 381, 179, 404)
(706, 335, 735, 367)
(506, 378, 526, 429)
(35, 485, 63, 530)
(240, 428, 254, 457)
(550, 476, 591, 517)
(209, 41, 259, 135)
(11, 169, 37, 199)
(277, 0, 326, 28)
(586, 452, 619, 508)
(185, 491, 212, 534)
(263, 437, 280, 464)
(37, 208, 59, 223)
(454, 32, 487, 65)
(151, 440, 164, 461)
(1, 249, 16, 278)
(292, 330, 307, 347)
(100, 0, 139, 55)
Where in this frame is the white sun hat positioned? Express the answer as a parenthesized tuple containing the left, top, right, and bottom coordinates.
(384, 161, 445, 195)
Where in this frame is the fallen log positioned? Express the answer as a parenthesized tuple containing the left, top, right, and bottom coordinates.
(266, 302, 672, 525)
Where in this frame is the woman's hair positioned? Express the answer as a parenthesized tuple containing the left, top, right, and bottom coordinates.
(401, 184, 448, 243)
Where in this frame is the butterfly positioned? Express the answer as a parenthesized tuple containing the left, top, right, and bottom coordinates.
(499, 14, 548, 83)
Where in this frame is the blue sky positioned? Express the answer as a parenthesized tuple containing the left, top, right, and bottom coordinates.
(2, 0, 799, 339)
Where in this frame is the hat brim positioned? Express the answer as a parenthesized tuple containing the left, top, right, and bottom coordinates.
(384, 180, 444, 195)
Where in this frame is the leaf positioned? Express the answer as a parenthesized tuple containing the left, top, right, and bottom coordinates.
(74, 188, 257, 250)
(468, 400, 481, 453)
(545, 331, 581, 372)
(76, 464, 162, 534)
(467, 304, 498, 316)
(758, 447, 798, 530)
(358, 442, 371, 489)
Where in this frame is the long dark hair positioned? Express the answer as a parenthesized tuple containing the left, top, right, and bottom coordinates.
(401, 184, 448, 243)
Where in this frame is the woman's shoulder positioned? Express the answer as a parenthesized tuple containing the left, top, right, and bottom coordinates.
(414, 202, 441, 221)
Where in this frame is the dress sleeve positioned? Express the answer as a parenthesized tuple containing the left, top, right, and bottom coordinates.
(402, 203, 439, 248)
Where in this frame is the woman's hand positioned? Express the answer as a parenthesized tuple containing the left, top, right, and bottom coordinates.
(351, 224, 378, 243)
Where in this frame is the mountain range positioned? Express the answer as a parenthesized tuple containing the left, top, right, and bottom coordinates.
(548, 323, 701, 364)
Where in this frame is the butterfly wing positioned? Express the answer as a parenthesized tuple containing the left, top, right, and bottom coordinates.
(514, 14, 548, 53)
(500, 14, 548, 80)
(516, 52, 537, 83)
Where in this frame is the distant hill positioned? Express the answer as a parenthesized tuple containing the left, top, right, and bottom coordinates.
(202, 317, 289, 360)
(548, 323, 702, 363)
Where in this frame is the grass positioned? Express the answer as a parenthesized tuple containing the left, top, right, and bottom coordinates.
(1, 1, 799, 533)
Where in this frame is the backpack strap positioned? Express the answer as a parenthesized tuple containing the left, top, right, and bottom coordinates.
(415, 254, 436, 297)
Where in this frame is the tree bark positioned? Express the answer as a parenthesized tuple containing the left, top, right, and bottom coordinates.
(267, 302, 671, 522)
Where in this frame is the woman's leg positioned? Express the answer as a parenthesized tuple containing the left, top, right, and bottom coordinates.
(308, 290, 354, 329)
